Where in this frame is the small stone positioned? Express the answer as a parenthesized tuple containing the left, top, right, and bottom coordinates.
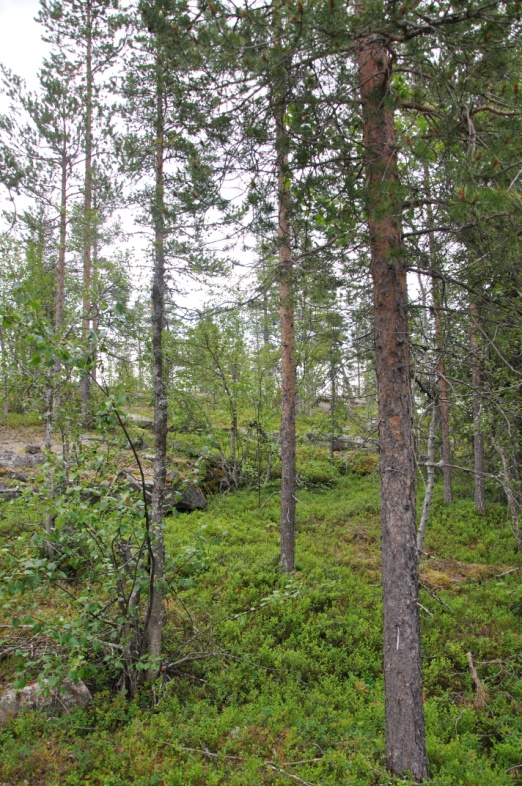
(124, 474, 207, 513)
(126, 414, 154, 430)
(24, 445, 41, 454)
(0, 487, 22, 501)
(0, 678, 91, 725)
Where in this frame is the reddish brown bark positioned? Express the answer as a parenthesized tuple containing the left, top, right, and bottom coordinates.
(274, 69, 296, 574)
(356, 16, 428, 781)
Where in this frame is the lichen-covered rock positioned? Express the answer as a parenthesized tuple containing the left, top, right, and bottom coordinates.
(305, 433, 379, 452)
(0, 679, 91, 725)
(125, 413, 154, 430)
(0, 486, 23, 501)
(24, 444, 42, 454)
(0, 451, 44, 469)
(125, 473, 207, 513)
(164, 476, 207, 513)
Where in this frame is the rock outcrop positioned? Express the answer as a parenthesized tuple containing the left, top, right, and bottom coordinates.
(125, 414, 154, 430)
(0, 451, 44, 469)
(125, 472, 207, 513)
(0, 679, 91, 725)
(306, 433, 379, 452)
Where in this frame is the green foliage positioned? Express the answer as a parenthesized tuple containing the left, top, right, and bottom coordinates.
(348, 451, 380, 477)
(4, 411, 43, 428)
(1, 475, 520, 784)
(295, 445, 341, 487)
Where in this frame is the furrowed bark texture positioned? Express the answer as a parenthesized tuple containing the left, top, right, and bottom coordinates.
(146, 50, 167, 677)
(81, 0, 93, 426)
(274, 70, 296, 574)
(470, 301, 485, 514)
(356, 25, 428, 782)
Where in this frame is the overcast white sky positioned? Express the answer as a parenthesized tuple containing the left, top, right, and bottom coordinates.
(0, 0, 48, 91)
(0, 0, 237, 312)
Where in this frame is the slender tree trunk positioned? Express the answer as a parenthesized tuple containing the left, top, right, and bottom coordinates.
(491, 431, 521, 551)
(56, 146, 67, 329)
(52, 145, 68, 423)
(263, 291, 270, 348)
(91, 189, 99, 385)
(417, 403, 438, 554)
(330, 354, 336, 460)
(470, 300, 485, 514)
(44, 374, 55, 559)
(0, 326, 7, 424)
(230, 409, 238, 485)
(146, 49, 167, 679)
(274, 66, 296, 574)
(81, 0, 93, 426)
(355, 9, 428, 780)
(424, 170, 452, 503)
(434, 296, 452, 504)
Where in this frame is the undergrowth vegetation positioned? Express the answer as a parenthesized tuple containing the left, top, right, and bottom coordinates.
(0, 468, 520, 785)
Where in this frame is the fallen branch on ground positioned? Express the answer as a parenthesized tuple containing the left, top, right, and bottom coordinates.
(159, 742, 322, 785)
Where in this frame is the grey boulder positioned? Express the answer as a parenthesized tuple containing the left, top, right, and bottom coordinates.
(126, 473, 207, 513)
(0, 678, 91, 725)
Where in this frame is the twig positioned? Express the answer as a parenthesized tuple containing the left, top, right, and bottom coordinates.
(454, 709, 466, 733)
(419, 583, 453, 613)
(281, 758, 324, 767)
(467, 651, 487, 709)
(163, 651, 219, 670)
(494, 567, 520, 578)
(259, 490, 280, 510)
(160, 744, 319, 785)
(263, 761, 317, 785)
(177, 745, 241, 762)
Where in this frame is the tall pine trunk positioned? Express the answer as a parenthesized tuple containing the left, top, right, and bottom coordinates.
(81, 0, 93, 426)
(470, 300, 485, 513)
(274, 65, 296, 574)
(355, 11, 428, 780)
(146, 48, 167, 678)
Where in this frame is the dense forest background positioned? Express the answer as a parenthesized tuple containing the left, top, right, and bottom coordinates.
(0, 0, 521, 784)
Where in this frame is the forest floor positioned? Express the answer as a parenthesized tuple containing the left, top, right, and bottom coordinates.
(0, 417, 521, 786)
(0, 421, 62, 456)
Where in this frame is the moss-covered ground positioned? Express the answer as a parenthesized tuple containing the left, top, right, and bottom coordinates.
(0, 466, 521, 785)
